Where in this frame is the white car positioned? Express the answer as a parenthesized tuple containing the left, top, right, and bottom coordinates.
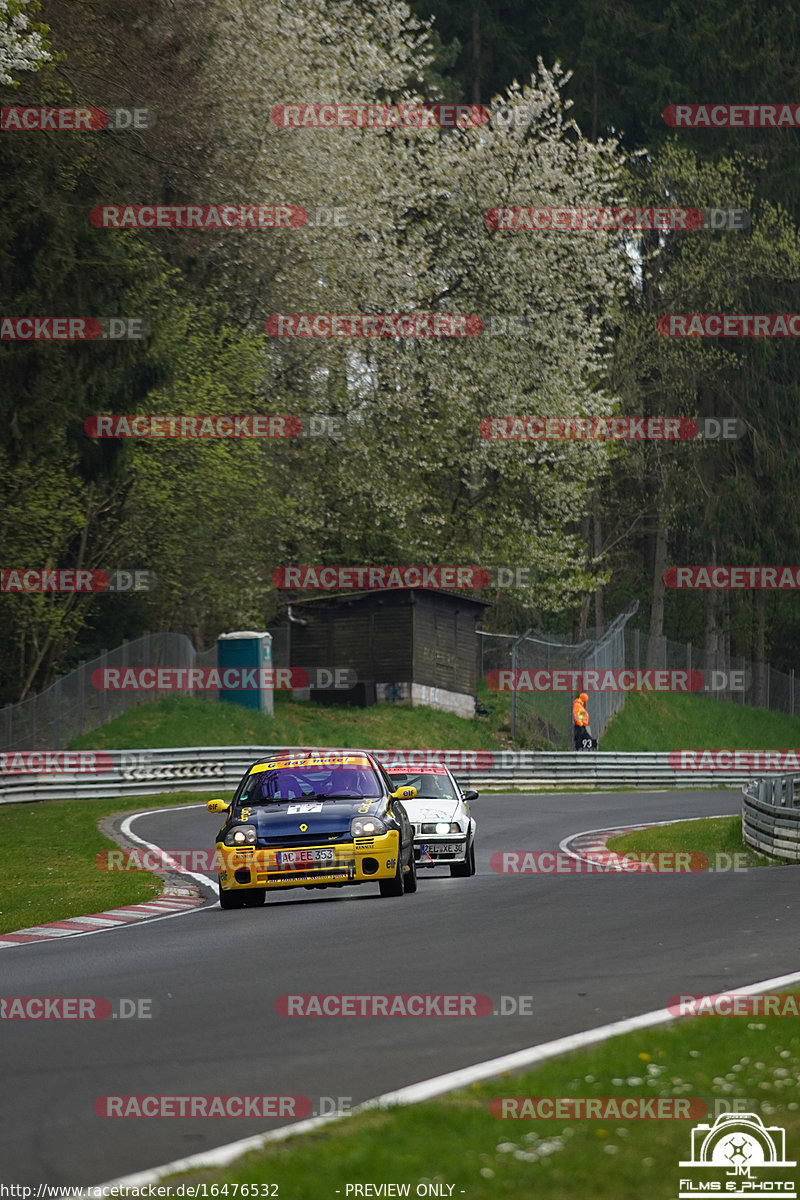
(384, 763, 477, 876)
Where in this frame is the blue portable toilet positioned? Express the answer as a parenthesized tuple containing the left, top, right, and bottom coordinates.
(216, 631, 274, 715)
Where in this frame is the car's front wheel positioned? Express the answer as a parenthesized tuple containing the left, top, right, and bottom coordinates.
(403, 848, 417, 893)
(218, 876, 247, 909)
(450, 835, 476, 877)
(379, 855, 405, 897)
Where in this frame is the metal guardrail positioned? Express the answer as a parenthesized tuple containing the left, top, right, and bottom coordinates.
(742, 775, 800, 861)
(0, 746, 759, 805)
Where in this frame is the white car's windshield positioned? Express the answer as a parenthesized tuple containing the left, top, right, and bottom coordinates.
(387, 770, 455, 800)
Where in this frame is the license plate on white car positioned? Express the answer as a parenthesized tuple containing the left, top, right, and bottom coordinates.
(425, 843, 462, 856)
(276, 848, 335, 870)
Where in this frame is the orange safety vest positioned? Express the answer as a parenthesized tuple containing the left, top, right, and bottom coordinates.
(573, 697, 589, 727)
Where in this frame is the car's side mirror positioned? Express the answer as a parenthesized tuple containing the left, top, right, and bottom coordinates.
(462, 790, 479, 802)
(207, 799, 230, 814)
(391, 785, 417, 801)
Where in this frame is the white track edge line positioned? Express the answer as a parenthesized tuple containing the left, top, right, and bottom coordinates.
(121, 805, 218, 893)
(95, 962, 800, 1191)
(1, 804, 214, 949)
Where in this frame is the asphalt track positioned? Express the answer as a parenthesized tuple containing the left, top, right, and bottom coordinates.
(3, 787, 800, 1186)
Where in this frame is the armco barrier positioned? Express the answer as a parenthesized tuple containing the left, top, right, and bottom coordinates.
(0, 746, 771, 804)
(742, 775, 800, 861)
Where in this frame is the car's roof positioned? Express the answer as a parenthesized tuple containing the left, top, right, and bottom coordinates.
(246, 748, 380, 771)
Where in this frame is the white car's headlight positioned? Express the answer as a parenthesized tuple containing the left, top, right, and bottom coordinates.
(420, 822, 461, 834)
(351, 816, 387, 837)
(225, 825, 257, 846)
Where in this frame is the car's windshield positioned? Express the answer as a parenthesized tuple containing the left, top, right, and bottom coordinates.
(386, 769, 455, 800)
(237, 757, 382, 805)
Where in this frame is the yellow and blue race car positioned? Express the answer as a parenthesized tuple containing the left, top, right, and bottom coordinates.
(208, 749, 418, 908)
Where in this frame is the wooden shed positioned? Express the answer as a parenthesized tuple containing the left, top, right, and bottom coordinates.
(287, 588, 489, 717)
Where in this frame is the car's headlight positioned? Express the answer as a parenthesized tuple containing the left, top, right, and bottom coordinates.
(420, 822, 461, 834)
(351, 816, 387, 837)
(224, 825, 257, 846)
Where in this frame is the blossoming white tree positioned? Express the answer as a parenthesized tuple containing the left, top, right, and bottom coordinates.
(0, 0, 50, 85)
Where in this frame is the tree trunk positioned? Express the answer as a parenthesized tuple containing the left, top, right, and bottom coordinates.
(471, 1, 481, 104)
(593, 494, 604, 630)
(703, 536, 719, 679)
(752, 589, 767, 708)
(578, 510, 591, 640)
(646, 503, 669, 669)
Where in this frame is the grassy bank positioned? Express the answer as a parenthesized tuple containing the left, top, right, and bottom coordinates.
(67, 685, 514, 751)
(601, 691, 800, 751)
(63, 688, 800, 756)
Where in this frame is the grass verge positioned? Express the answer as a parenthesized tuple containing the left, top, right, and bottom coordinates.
(606, 815, 776, 869)
(0, 791, 218, 935)
(66, 685, 513, 751)
(159, 1011, 800, 1198)
(601, 690, 800, 752)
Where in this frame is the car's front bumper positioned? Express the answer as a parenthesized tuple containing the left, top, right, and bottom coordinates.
(413, 834, 468, 865)
(217, 831, 400, 890)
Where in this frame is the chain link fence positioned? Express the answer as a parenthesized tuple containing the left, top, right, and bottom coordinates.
(479, 602, 637, 748)
(5, 609, 799, 754)
(0, 634, 218, 752)
(478, 606, 799, 749)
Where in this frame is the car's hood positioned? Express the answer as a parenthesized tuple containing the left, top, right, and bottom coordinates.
(401, 797, 461, 823)
(237, 798, 383, 839)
